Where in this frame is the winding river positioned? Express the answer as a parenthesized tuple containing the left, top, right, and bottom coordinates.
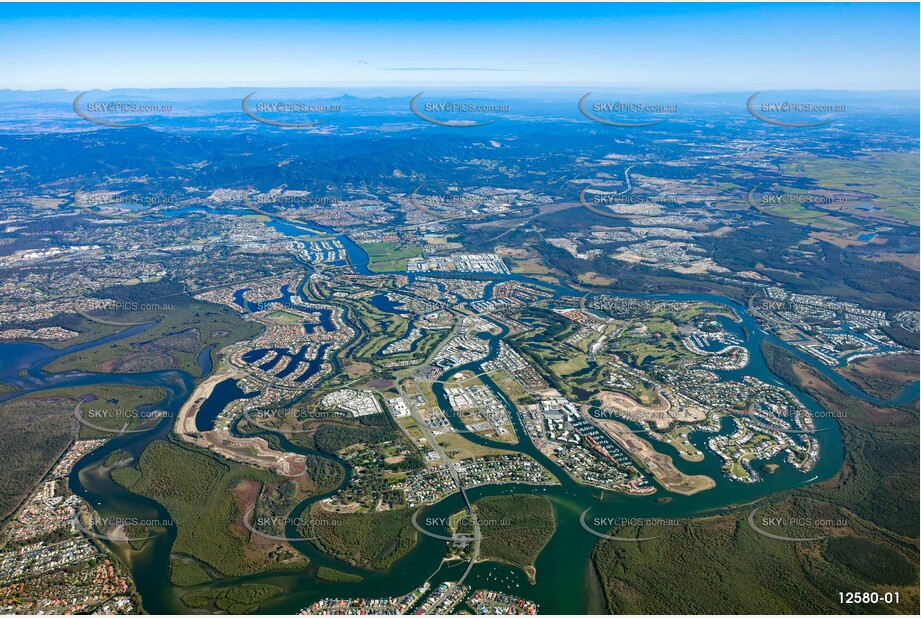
(1, 221, 916, 614)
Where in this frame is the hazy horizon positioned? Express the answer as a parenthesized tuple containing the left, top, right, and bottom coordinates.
(1, 3, 918, 91)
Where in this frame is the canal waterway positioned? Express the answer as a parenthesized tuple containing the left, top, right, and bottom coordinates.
(0, 222, 916, 614)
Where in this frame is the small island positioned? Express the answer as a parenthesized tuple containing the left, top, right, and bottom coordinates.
(448, 494, 556, 584)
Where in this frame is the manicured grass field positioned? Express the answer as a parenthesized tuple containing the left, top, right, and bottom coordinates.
(359, 242, 423, 273)
(265, 309, 304, 324)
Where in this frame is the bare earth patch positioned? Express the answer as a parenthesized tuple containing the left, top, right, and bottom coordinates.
(593, 418, 715, 496)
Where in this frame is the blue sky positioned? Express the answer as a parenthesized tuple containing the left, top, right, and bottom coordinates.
(0, 3, 918, 90)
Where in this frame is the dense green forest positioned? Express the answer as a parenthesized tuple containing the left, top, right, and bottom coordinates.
(593, 342, 919, 614)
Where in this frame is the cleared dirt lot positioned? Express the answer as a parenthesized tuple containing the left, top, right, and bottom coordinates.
(594, 418, 715, 496)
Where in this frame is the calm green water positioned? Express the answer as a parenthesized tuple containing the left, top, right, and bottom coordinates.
(2, 264, 910, 614)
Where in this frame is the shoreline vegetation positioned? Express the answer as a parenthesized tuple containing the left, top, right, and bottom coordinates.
(0, 383, 167, 522)
(593, 418, 716, 496)
(450, 494, 556, 584)
(591, 343, 919, 614)
(111, 439, 310, 578)
(2, 258, 916, 614)
(174, 363, 307, 477)
(834, 352, 919, 401)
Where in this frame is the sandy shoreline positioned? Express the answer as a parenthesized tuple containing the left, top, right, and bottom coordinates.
(174, 365, 307, 477)
(594, 418, 716, 496)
